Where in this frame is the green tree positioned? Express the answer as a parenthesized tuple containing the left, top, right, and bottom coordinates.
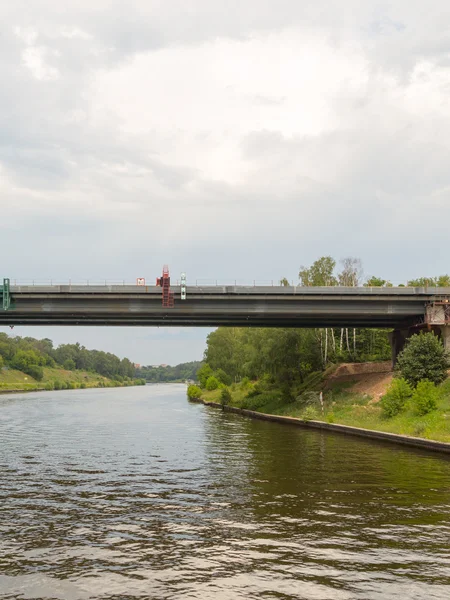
(279, 277, 289, 286)
(63, 358, 76, 371)
(396, 332, 450, 387)
(220, 386, 232, 407)
(412, 380, 440, 416)
(299, 256, 337, 286)
(365, 276, 393, 287)
(215, 368, 232, 386)
(407, 277, 436, 287)
(197, 363, 213, 387)
(205, 375, 220, 391)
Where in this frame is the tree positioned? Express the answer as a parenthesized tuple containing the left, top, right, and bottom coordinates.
(396, 332, 450, 387)
(365, 276, 393, 287)
(63, 359, 76, 371)
(279, 277, 290, 287)
(197, 363, 213, 387)
(338, 257, 363, 287)
(299, 256, 337, 286)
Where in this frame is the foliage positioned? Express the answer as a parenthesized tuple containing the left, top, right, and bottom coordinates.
(299, 256, 337, 286)
(411, 380, 440, 416)
(380, 378, 413, 418)
(64, 359, 76, 371)
(408, 276, 450, 287)
(0, 333, 136, 381)
(220, 386, 232, 406)
(240, 391, 282, 411)
(215, 368, 232, 386)
(197, 363, 214, 387)
(396, 332, 450, 387)
(136, 361, 202, 383)
(187, 384, 202, 400)
(205, 376, 220, 391)
(301, 406, 319, 421)
(296, 391, 321, 409)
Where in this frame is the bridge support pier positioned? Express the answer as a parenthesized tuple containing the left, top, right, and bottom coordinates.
(388, 328, 410, 368)
(440, 325, 450, 350)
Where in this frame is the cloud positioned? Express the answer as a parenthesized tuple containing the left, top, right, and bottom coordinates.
(1, 1, 450, 363)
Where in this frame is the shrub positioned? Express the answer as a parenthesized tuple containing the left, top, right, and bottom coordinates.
(301, 406, 318, 421)
(215, 369, 232, 386)
(44, 382, 54, 391)
(296, 391, 321, 409)
(197, 364, 213, 388)
(25, 364, 44, 381)
(411, 380, 440, 416)
(54, 380, 63, 390)
(63, 359, 76, 371)
(380, 378, 413, 418)
(397, 332, 450, 387)
(240, 391, 282, 411)
(187, 384, 202, 400)
(205, 376, 219, 391)
(80, 382, 87, 389)
(220, 386, 232, 407)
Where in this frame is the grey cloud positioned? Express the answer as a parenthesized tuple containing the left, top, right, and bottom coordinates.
(1, 0, 450, 364)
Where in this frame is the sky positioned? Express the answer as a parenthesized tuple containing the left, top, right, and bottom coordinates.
(1, 1, 450, 365)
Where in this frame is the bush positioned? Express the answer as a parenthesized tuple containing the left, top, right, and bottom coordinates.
(63, 359, 76, 371)
(301, 406, 318, 421)
(380, 378, 413, 418)
(220, 386, 232, 406)
(54, 380, 63, 390)
(215, 369, 232, 386)
(296, 391, 321, 409)
(412, 380, 440, 416)
(25, 364, 44, 381)
(240, 391, 282, 411)
(397, 332, 450, 387)
(197, 364, 213, 388)
(80, 382, 87, 389)
(44, 382, 54, 391)
(205, 376, 219, 391)
(187, 384, 202, 400)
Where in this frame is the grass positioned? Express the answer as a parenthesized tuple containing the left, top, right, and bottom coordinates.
(198, 377, 450, 443)
(0, 366, 130, 392)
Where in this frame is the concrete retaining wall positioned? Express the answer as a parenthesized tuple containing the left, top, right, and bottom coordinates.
(188, 397, 450, 454)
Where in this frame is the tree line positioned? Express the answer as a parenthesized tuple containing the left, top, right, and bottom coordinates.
(0, 333, 136, 382)
(198, 256, 450, 399)
(136, 361, 202, 383)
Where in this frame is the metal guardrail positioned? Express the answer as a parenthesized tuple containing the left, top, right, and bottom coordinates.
(6, 279, 450, 290)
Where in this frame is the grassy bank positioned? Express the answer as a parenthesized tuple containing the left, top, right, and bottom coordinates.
(199, 373, 450, 443)
(0, 366, 145, 392)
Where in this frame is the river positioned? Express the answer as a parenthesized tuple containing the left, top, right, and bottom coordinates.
(1, 384, 450, 599)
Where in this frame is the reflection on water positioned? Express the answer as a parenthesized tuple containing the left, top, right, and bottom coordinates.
(1, 384, 450, 599)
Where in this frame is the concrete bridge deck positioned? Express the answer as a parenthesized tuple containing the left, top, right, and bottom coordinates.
(1, 284, 449, 329)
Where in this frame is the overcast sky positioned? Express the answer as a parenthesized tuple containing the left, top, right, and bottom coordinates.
(1, 1, 450, 364)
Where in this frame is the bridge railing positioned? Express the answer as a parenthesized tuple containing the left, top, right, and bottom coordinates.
(8, 279, 287, 287)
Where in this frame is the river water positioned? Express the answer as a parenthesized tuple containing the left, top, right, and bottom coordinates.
(1, 385, 450, 599)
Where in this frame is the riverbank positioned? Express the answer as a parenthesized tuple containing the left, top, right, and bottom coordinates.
(198, 363, 450, 443)
(0, 366, 146, 393)
(190, 397, 450, 453)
